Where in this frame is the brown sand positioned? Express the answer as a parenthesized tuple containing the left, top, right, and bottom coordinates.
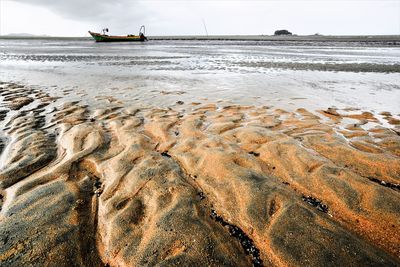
(0, 82, 399, 266)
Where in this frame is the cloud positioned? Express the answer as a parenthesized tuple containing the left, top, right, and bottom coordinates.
(9, 0, 149, 34)
(10, 0, 135, 20)
(6, 0, 400, 36)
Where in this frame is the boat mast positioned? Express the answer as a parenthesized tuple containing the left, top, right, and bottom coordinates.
(202, 19, 208, 36)
(139, 25, 145, 36)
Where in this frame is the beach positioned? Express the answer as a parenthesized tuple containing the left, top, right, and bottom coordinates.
(0, 38, 399, 266)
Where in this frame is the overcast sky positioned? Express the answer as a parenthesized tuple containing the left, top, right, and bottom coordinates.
(1, 0, 399, 36)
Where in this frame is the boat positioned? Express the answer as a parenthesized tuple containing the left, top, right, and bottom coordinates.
(89, 26, 147, 42)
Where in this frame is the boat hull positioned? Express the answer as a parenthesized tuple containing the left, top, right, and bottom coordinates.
(89, 31, 146, 42)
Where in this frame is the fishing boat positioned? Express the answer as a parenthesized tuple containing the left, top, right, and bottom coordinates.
(89, 26, 147, 42)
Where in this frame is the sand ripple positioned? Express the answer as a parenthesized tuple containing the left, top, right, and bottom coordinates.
(0, 83, 399, 266)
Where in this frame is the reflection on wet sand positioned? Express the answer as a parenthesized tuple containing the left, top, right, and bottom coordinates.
(0, 82, 399, 266)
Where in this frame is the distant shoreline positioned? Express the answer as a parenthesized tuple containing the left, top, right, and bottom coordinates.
(150, 35, 400, 43)
(1, 34, 400, 43)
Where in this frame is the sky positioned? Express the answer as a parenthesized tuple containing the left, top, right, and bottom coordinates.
(0, 0, 399, 36)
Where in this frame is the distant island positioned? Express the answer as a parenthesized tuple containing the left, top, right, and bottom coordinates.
(274, 29, 292, 35)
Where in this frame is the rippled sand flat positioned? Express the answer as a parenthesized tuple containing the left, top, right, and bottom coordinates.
(0, 82, 399, 266)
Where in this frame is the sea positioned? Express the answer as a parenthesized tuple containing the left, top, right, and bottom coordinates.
(1, 38, 399, 113)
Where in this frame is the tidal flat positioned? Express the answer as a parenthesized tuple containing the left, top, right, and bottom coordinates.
(0, 38, 399, 266)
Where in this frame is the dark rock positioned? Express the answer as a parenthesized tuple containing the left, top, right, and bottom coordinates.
(210, 210, 263, 266)
(368, 177, 400, 191)
(302, 195, 329, 213)
(161, 151, 171, 158)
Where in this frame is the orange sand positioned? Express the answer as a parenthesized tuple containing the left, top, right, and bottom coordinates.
(0, 82, 399, 266)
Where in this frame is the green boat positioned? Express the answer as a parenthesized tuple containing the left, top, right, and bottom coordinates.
(89, 26, 147, 42)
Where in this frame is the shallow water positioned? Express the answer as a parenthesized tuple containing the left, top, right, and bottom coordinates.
(1, 39, 399, 113)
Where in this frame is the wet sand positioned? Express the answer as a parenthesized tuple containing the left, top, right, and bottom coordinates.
(0, 81, 399, 266)
(2, 38, 400, 117)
